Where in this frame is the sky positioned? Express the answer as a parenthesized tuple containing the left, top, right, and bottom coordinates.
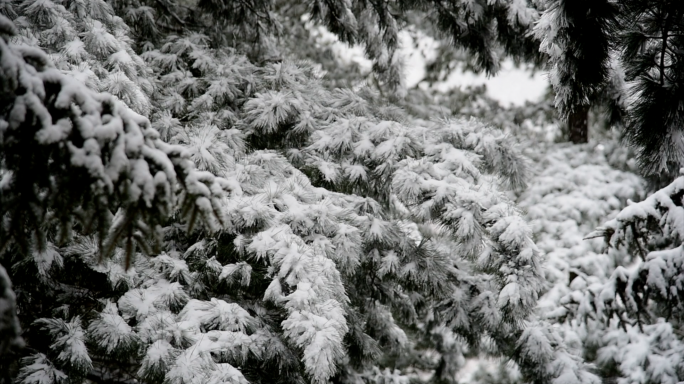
(398, 31, 549, 107)
(310, 24, 550, 107)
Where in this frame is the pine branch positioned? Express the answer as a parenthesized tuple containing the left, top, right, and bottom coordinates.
(154, 0, 185, 27)
(658, 2, 670, 86)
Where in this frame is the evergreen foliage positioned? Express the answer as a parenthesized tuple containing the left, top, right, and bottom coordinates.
(0, 14, 226, 264)
(0, 264, 22, 357)
(101, 0, 544, 95)
(521, 138, 684, 383)
(534, 0, 616, 120)
(619, 0, 684, 178)
(299, 0, 543, 94)
(576, 171, 684, 383)
(535, 0, 684, 176)
(0, 8, 602, 383)
(517, 141, 646, 383)
(12, 0, 684, 382)
(0, 0, 154, 114)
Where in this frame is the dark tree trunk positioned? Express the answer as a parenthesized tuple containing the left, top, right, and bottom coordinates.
(568, 105, 589, 143)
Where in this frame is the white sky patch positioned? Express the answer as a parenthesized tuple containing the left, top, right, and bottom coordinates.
(398, 30, 438, 89)
(398, 31, 549, 107)
(305, 16, 373, 72)
(307, 18, 549, 107)
(435, 60, 548, 107)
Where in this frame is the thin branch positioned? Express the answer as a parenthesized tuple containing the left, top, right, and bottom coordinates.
(659, 2, 670, 86)
(154, 0, 185, 26)
(630, 222, 647, 261)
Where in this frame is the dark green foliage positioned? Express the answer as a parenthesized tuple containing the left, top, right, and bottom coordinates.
(619, 0, 684, 176)
(105, 0, 544, 95)
(0, 14, 227, 264)
(543, 0, 617, 117)
(0, 264, 22, 373)
(537, 0, 684, 178)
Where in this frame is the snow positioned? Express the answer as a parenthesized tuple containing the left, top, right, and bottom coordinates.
(6, 8, 679, 384)
(507, 0, 538, 26)
(118, 279, 190, 321)
(16, 354, 68, 384)
(36, 317, 92, 372)
(179, 299, 255, 332)
(307, 18, 548, 106)
(82, 20, 121, 58)
(61, 39, 87, 61)
(218, 262, 252, 286)
(511, 140, 684, 384)
(87, 302, 136, 353)
(498, 282, 522, 308)
(398, 31, 548, 106)
(33, 244, 63, 280)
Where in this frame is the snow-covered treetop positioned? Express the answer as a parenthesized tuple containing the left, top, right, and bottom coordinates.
(115, 35, 599, 383)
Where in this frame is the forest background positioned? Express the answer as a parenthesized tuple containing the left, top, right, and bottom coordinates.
(1, 0, 684, 384)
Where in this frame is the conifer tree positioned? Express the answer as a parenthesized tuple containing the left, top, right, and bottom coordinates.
(1, 0, 154, 114)
(575, 172, 684, 383)
(517, 141, 647, 384)
(0, 10, 227, 363)
(103, 0, 544, 96)
(535, 0, 684, 171)
(0, 15, 227, 262)
(533, 0, 617, 144)
(619, 0, 684, 180)
(0, 11, 602, 383)
(0, 264, 22, 372)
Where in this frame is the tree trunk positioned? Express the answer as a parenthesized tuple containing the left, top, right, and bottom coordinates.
(568, 105, 589, 143)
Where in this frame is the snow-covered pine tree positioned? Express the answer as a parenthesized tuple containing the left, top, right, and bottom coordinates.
(514, 141, 647, 384)
(0, 15, 228, 259)
(0, 8, 227, 312)
(1, 0, 154, 114)
(535, 0, 684, 172)
(578, 171, 684, 383)
(533, 0, 617, 144)
(104, 0, 544, 97)
(141, 36, 597, 383)
(1, 17, 600, 383)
